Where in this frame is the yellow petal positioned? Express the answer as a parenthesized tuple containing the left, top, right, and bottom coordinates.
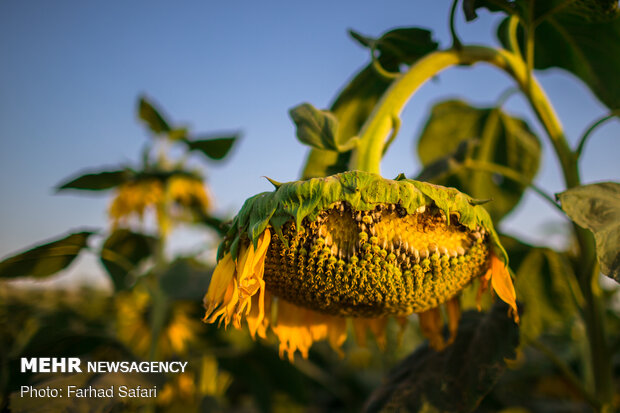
(204, 253, 235, 307)
(490, 253, 519, 323)
(418, 307, 445, 351)
(246, 289, 271, 339)
(445, 296, 461, 345)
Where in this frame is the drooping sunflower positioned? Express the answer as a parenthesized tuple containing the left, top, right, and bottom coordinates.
(203, 171, 518, 360)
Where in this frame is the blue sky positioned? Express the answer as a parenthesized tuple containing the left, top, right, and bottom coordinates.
(1, 1, 618, 287)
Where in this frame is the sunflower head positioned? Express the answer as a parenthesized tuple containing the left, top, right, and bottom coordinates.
(204, 171, 517, 359)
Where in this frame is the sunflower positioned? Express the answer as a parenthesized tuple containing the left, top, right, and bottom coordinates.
(108, 174, 211, 233)
(116, 286, 201, 359)
(203, 171, 517, 361)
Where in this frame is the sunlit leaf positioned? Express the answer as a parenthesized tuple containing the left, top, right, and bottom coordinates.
(168, 127, 189, 141)
(0, 231, 94, 279)
(100, 229, 156, 291)
(364, 302, 520, 413)
(185, 135, 238, 160)
(138, 96, 171, 134)
(301, 27, 438, 178)
(56, 169, 132, 192)
(558, 182, 620, 281)
(417, 100, 541, 222)
(289, 103, 358, 152)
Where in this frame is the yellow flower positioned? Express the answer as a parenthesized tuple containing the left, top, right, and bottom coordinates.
(203, 171, 518, 360)
(116, 286, 201, 359)
(108, 174, 210, 233)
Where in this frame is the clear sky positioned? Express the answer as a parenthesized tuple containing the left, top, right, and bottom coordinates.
(1, 1, 618, 287)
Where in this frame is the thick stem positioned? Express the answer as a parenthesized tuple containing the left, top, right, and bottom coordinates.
(349, 44, 612, 405)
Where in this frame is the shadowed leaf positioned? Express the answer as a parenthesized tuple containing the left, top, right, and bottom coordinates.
(498, 11, 620, 111)
(364, 302, 520, 413)
(185, 135, 238, 160)
(100, 229, 156, 291)
(0, 231, 94, 279)
(56, 169, 132, 192)
(500, 235, 579, 341)
(464, 0, 619, 22)
(417, 100, 541, 222)
(558, 182, 620, 282)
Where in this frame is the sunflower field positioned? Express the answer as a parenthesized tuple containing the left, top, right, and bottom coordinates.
(1, 1, 619, 412)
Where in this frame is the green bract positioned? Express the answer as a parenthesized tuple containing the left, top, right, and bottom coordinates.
(219, 171, 507, 263)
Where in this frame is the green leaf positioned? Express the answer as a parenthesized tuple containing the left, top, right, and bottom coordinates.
(159, 257, 212, 300)
(168, 127, 189, 141)
(56, 169, 132, 192)
(532, 14, 620, 111)
(0, 231, 94, 279)
(417, 100, 541, 222)
(352, 27, 439, 65)
(100, 229, 156, 291)
(138, 96, 171, 134)
(289, 103, 359, 152)
(364, 302, 520, 413)
(463, 0, 514, 21)
(500, 236, 580, 341)
(463, 0, 619, 23)
(558, 182, 620, 281)
(185, 134, 239, 160)
(498, 0, 620, 110)
(301, 27, 438, 179)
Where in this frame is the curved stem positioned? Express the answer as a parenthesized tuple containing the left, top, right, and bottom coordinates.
(371, 50, 401, 80)
(575, 110, 620, 159)
(349, 45, 574, 179)
(449, 0, 462, 49)
(506, 15, 523, 60)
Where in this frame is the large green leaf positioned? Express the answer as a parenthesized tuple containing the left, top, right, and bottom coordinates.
(100, 229, 156, 291)
(464, 0, 620, 110)
(464, 0, 619, 23)
(498, 11, 620, 111)
(301, 28, 438, 179)
(558, 182, 620, 281)
(56, 169, 132, 192)
(417, 100, 541, 222)
(0, 231, 94, 279)
(500, 236, 579, 341)
(138, 96, 171, 134)
(185, 134, 239, 160)
(364, 302, 520, 413)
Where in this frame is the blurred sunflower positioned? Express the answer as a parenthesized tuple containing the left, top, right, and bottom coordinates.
(203, 171, 518, 360)
(116, 286, 202, 359)
(108, 173, 211, 234)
